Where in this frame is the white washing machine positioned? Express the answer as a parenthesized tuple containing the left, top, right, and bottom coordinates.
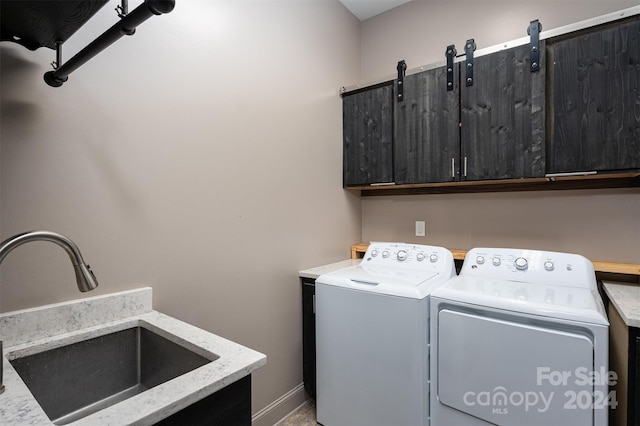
(315, 242, 456, 426)
(430, 247, 609, 426)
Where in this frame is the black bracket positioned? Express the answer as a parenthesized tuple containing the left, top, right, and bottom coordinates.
(50, 40, 63, 71)
(116, 0, 129, 18)
(464, 39, 476, 87)
(116, 0, 135, 35)
(445, 45, 456, 91)
(527, 20, 542, 72)
(397, 60, 407, 102)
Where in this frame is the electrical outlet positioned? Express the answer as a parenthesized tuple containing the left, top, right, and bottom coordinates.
(415, 221, 426, 237)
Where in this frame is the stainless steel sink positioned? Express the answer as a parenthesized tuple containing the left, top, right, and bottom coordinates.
(10, 326, 217, 425)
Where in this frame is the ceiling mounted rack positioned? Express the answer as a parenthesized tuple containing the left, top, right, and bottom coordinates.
(0, 0, 175, 87)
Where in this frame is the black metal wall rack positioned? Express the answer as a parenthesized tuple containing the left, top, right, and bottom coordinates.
(0, 0, 175, 87)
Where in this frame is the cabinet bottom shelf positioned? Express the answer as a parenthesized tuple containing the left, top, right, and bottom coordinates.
(346, 172, 640, 196)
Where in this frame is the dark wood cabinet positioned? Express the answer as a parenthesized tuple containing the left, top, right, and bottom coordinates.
(155, 375, 251, 426)
(394, 43, 545, 184)
(461, 43, 546, 180)
(301, 278, 316, 398)
(546, 17, 640, 174)
(341, 12, 640, 193)
(343, 83, 395, 186)
(629, 328, 640, 426)
(608, 300, 640, 426)
(394, 66, 460, 183)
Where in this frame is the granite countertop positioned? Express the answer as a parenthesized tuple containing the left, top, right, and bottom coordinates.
(0, 287, 267, 425)
(299, 259, 361, 279)
(602, 281, 640, 328)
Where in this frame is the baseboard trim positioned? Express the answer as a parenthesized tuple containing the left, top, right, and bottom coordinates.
(252, 383, 308, 426)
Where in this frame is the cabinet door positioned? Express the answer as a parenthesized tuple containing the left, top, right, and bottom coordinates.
(394, 66, 460, 184)
(547, 18, 640, 173)
(461, 43, 546, 180)
(343, 83, 394, 186)
(631, 328, 640, 426)
(301, 279, 316, 398)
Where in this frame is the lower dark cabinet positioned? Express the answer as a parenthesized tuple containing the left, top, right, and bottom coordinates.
(154, 375, 252, 426)
(301, 277, 316, 398)
(609, 302, 640, 426)
(629, 329, 640, 426)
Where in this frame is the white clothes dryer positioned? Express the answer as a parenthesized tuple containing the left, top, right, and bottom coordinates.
(430, 247, 609, 426)
(315, 242, 456, 426)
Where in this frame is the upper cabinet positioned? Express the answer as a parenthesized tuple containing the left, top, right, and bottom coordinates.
(341, 7, 640, 194)
(343, 83, 394, 186)
(546, 18, 640, 174)
(394, 65, 460, 184)
(461, 43, 546, 181)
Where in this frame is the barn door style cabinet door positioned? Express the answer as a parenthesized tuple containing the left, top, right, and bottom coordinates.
(461, 42, 546, 181)
(546, 16, 640, 174)
(342, 82, 394, 186)
(394, 65, 460, 184)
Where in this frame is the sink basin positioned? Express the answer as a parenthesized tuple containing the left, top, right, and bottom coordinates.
(9, 326, 216, 425)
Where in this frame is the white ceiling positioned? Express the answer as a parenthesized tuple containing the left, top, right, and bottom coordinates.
(339, 0, 413, 21)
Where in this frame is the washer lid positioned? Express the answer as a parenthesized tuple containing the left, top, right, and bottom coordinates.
(431, 275, 608, 325)
(316, 264, 442, 299)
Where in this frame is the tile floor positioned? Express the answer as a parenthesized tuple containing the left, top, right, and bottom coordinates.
(276, 399, 317, 426)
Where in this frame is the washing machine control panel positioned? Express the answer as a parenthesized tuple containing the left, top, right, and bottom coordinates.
(363, 242, 454, 272)
(461, 247, 597, 290)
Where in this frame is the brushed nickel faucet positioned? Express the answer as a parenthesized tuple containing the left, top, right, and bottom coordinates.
(0, 230, 99, 395)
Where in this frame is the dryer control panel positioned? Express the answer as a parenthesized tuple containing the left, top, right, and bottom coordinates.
(362, 242, 455, 274)
(461, 247, 597, 290)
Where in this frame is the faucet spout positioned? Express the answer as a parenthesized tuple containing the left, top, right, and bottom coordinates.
(0, 230, 99, 396)
(0, 230, 98, 292)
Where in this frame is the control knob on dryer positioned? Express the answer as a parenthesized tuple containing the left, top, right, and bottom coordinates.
(416, 252, 426, 261)
(397, 250, 408, 261)
(514, 257, 528, 271)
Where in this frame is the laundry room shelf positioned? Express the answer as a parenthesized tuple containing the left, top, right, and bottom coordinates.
(351, 243, 640, 276)
(346, 172, 640, 196)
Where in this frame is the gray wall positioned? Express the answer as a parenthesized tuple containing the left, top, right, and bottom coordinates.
(358, 0, 640, 264)
(0, 0, 361, 419)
